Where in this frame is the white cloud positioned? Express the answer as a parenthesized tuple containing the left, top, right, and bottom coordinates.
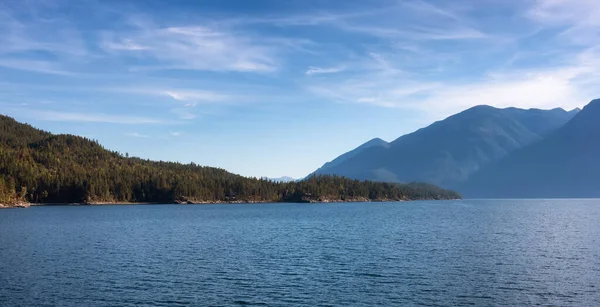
(104, 39, 148, 51)
(28, 110, 163, 124)
(305, 66, 345, 75)
(338, 24, 486, 41)
(0, 59, 76, 76)
(417, 68, 591, 114)
(2, 0, 597, 125)
(126, 132, 150, 138)
(170, 108, 196, 120)
(0, 3, 88, 75)
(303, 0, 599, 117)
(1, 2, 291, 74)
(308, 46, 599, 116)
(401, 0, 462, 22)
(169, 132, 182, 137)
(163, 90, 229, 102)
(0, 21, 87, 57)
(232, 1, 484, 41)
(528, 0, 600, 25)
(528, 0, 600, 45)
(103, 25, 278, 72)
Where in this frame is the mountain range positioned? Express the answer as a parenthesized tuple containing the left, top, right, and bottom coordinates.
(311, 99, 598, 198)
(460, 99, 600, 198)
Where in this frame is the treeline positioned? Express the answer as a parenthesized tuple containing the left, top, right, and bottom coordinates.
(0, 115, 460, 204)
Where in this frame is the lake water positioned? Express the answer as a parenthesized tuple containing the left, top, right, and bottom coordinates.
(1, 200, 599, 306)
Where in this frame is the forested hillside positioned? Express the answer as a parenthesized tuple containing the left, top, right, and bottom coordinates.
(0, 115, 460, 205)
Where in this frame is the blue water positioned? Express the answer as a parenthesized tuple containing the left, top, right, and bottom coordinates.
(1, 200, 599, 306)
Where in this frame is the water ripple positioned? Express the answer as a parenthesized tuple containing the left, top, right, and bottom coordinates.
(1, 200, 600, 306)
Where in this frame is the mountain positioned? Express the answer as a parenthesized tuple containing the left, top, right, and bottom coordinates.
(312, 138, 390, 176)
(313, 106, 578, 188)
(460, 99, 600, 198)
(263, 176, 296, 183)
(0, 115, 460, 206)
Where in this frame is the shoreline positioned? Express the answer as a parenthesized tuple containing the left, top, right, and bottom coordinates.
(0, 202, 31, 209)
(29, 200, 398, 206)
(2, 197, 460, 209)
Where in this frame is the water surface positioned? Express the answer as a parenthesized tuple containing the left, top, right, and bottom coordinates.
(1, 200, 599, 306)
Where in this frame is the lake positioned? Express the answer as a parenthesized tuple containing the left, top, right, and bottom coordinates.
(1, 200, 599, 306)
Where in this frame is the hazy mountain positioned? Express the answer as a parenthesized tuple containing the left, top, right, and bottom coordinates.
(312, 105, 578, 188)
(263, 176, 296, 183)
(460, 99, 600, 198)
(312, 138, 389, 176)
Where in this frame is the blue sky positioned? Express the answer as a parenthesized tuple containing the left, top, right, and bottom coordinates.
(1, 0, 598, 178)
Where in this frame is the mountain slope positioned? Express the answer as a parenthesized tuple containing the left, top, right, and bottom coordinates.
(312, 106, 578, 188)
(0, 115, 51, 147)
(313, 138, 389, 176)
(0, 115, 460, 205)
(460, 99, 600, 198)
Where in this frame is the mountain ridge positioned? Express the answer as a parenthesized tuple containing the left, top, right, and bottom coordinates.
(312, 104, 579, 188)
(459, 99, 600, 198)
(311, 137, 390, 177)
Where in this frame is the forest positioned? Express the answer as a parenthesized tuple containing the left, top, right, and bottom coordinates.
(0, 115, 461, 205)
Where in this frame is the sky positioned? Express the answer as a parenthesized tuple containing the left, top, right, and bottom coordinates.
(1, 0, 599, 178)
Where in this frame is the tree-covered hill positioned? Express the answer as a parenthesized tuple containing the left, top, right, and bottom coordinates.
(0, 115, 460, 205)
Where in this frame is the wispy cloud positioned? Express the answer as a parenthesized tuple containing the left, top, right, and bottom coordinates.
(1, 0, 597, 126)
(401, 0, 463, 22)
(104, 39, 149, 51)
(336, 24, 486, 41)
(0, 59, 76, 76)
(231, 1, 484, 41)
(528, 0, 600, 25)
(103, 25, 279, 72)
(28, 110, 163, 124)
(126, 132, 150, 138)
(528, 0, 600, 45)
(305, 66, 345, 75)
(0, 17, 87, 57)
(367, 52, 401, 75)
(301, 0, 599, 117)
(415, 67, 594, 114)
(0, 1, 88, 75)
(170, 108, 196, 120)
(1, 1, 296, 75)
(309, 57, 597, 116)
(162, 90, 229, 102)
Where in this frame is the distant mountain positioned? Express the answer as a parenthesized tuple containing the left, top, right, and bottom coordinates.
(460, 99, 600, 198)
(311, 138, 389, 176)
(264, 176, 296, 183)
(312, 106, 578, 188)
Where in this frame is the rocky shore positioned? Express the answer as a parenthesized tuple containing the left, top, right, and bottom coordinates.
(23, 198, 407, 207)
(0, 202, 31, 209)
(172, 196, 412, 204)
(4, 195, 459, 208)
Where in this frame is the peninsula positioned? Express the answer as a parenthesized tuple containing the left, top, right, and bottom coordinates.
(0, 115, 460, 208)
